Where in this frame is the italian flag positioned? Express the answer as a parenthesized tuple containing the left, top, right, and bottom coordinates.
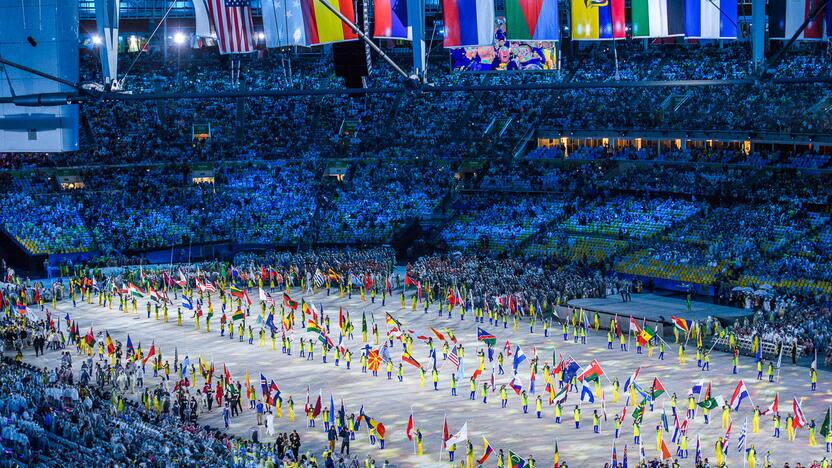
(127, 282, 145, 299)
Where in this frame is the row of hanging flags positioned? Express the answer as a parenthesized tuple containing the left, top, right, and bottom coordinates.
(186, 0, 832, 53)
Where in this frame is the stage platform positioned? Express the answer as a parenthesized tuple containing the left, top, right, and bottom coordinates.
(567, 292, 752, 332)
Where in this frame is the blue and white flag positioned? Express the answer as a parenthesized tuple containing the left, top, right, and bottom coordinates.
(182, 296, 193, 310)
(580, 380, 595, 403)
(513, 345, 527, 373)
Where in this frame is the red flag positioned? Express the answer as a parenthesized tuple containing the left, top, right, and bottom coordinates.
(216, 381, 223, 405)
(142, 343, 156, 365)
(406, 413, 414, 441)
(442, 415, 449, 444)
(313, 393, 322, 418)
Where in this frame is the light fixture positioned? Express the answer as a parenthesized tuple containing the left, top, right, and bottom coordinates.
(258, 32, 265, 40)
(174, 32, 186, 45)
(91, 35, 102, 45)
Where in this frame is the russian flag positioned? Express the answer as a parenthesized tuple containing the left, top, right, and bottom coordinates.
(442, 0, 495, 47)
(729, 380, 750, 411)
(684, 0, 737, 39)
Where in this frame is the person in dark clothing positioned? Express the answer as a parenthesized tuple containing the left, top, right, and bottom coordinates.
(339, 426, 351, 455)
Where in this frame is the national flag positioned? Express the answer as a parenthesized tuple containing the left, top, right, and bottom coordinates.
(505, 0, 560, 40)
(636, 325, 656, 346)
(660, 437, 672, 460)
(697, 395, 718, 410)
(105, 333, 115, 354)
(283, 293, 298, 309)
(442, 414, 449, 445)
(442, 0, 495, 46)
(631, 0, 685, 37)
(691, 379, 703, 396)
(142, 343, 156, 365)
(448, 345, 461, 369)
(553, 386, 568, 405)
(769, 0, 826, 40)
(16, 303, 26, 315)
(385, 312, 401, 328)
(181, 356, 190, 378)
(127, 282, 145, 298)
(580, 380, 595, 403)
(126, 335, 134, 356)
(174, 270, 187, 288)
(85, 328, 96, 347)
(722, 420, 733, 449)
(205, 0, 255, 54)
(624, 367, 640, 391)
(554, 441, 560, 468)
(367, 349, 382, 372)
(182, 296, 194, 311)
(364, 414, 386, 438)
(444, 328, 458, 344)
(430, 327, 445, 341)
(695, 434, 702, 463)
(302, 301, 319, 319)
(476, 436, 494, 464)
(611, 442, 619, 467)
(513, 345, 527, 372)
(729, 380, 750, 411)
(402, 351, 421, 368)
(577, 359, 604, 382)
(792, 396, 807, 428)
(671, 316, 692, 334)
(259, 287, 276, 307)
(406, 413, 414, 441)
(477, 327, 496, 346)
(374, 0, 411, 39)
(232, 309, 245, 321)
(684, 0, 738, 38)
(629, 316, 640, 334)
(737, 417, 747, 453)
(632, 400, 646, 423)
(445, 422, 468, 448)
(571, 0, 625, 39)
(821, 407, 831, 438)
(761, 393, 779, 415)
(651, 377, 666, 399)
(202, 279, 217, 293)
(509, 375, 523, 394)
(508, 450, 527, 468)
(313, 270, 326, 288)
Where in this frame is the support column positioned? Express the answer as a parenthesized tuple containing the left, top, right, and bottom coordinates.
(408, 0, 426, 80)
(752, 0, 765, 70)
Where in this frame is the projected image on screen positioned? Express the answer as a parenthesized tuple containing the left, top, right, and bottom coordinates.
(450, 18, 557, 71)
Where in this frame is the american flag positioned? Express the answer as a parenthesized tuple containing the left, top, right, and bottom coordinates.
(207, 0, 255, 54)
(448, 345, 460, 368)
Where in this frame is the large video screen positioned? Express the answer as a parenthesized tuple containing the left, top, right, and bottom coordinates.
(450, 18, 558, 71)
